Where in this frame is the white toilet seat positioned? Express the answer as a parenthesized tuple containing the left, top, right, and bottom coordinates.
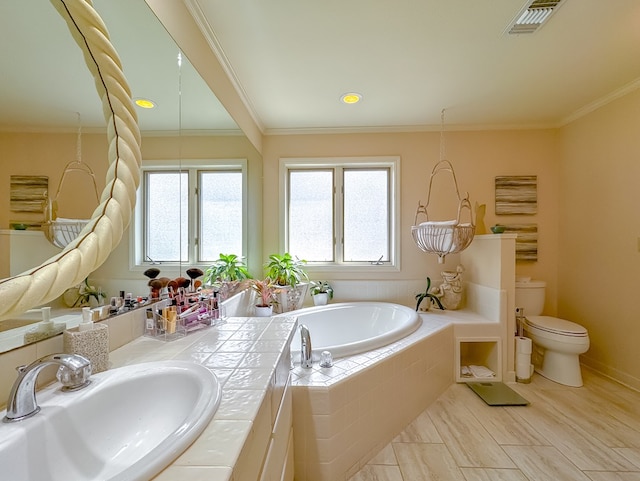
(525, 315, 588, 337)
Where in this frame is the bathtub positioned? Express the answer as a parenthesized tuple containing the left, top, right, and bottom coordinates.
(286, 301, 422, 360)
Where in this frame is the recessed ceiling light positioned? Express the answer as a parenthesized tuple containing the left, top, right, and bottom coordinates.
(340, 92, 362, 105)
(134, 98, 156, 109)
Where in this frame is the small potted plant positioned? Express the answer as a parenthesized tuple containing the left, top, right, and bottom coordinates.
(203, 253, 251, 299)
(309, 280, 333, 306)
(415, 277, 445, 311)
(250, 278, 279, 317)
(265, 252, 309, 312)
(74, 277, 106, 307)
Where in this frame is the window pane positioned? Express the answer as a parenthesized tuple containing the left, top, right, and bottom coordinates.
(199, 171, 243, 262)
(288, 170, 334, 261)
(146, 171, 188, 262)
(344, 169, 389, 262)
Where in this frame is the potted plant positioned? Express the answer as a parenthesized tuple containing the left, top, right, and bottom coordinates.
(250, 278, 279, 316)
(70, 277, 106, 307)
(203, 253, 251, 299)
(309, 280, 333, 306)
(415, 277, 445, 311)
(265, 252, 309, 313)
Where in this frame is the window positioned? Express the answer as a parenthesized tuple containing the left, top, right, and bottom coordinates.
(134, 160, 246, 268)
(282, 157, 400, 269)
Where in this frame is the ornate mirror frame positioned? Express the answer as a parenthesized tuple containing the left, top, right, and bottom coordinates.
(0, 0, 141, 320)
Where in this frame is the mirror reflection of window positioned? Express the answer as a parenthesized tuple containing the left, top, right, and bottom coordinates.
(145, 171, 188, 262)
(199, 170, 243, 262)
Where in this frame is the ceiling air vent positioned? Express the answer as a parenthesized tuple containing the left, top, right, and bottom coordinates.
(507, 0, 565, 35)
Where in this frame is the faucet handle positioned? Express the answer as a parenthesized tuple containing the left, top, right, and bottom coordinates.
(56, 363, 92, 392)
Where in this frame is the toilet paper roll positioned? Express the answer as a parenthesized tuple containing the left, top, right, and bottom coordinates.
(516, 336, 532, 382)
(516, 336, 532, 355)
(516, 362, 533, 381)
(517, 352, 531, 365)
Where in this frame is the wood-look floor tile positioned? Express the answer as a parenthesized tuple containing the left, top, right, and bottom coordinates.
(461, 384, 549, 446)
(585, 472, 640, 481)
(503, 445, 592, 481)
(394, 443, 467, 481)
(582, 368, 634, 393)
(347, 465, 403, 481)
(535, 388, 640, 448)
(355, 368, 640, 481)
(427, 391, 516, 468)
(613, 447, 640, 469)
(367, 444, 398, 466)
(509, 389, 637, 471)
(459, 467, 529, 481)
(393, 410, 443, 443)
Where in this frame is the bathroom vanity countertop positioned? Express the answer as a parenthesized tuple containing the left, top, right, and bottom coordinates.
(108, 315, 297, 481)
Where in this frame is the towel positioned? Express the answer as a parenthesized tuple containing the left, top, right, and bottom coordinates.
(469, 365, 495, 378)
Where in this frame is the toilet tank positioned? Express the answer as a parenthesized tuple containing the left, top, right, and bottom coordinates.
(515, 280, 546, 316)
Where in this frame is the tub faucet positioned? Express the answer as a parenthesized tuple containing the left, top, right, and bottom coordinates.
(3, 353, 92, 423)
(299, 324, 313, 368)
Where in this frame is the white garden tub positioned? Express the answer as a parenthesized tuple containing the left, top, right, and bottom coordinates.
(286, 302, 421, 360)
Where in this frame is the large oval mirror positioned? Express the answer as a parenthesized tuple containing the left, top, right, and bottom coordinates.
(0, 0, 141, 320)
(0, 0, 258, 353)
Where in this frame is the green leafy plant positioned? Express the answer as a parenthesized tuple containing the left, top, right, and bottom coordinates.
(203, 253, 251, 286)
(309, 280, 334, 299)
(250, 278, 280, 307)
(415, 277, 445, 311)
(265, 252, 308, 287)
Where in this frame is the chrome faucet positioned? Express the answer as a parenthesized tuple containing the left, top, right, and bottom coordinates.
(299, 324, 313, 368)
(3, 353, 92, 423)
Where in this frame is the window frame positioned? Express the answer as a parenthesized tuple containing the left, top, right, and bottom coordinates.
(131, 158, 248, 271)
(280, 156, 401, 273)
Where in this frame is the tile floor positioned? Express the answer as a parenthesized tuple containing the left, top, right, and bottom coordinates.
(349, 368, 640, 481)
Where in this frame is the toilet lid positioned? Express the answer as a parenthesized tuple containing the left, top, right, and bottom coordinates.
(526, 316, 588, 336)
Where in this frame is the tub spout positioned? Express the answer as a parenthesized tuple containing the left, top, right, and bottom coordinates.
(300, 324, 313, 368)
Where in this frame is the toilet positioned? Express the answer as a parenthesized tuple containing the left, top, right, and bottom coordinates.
(515, 280, 590, 387)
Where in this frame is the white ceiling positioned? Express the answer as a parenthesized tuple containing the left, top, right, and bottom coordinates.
(1, 0, 639, 135)
(186, 0, 640, 132)
(0, 0, 238, 133)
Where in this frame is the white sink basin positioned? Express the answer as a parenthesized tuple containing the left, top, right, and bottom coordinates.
(0, 360, 221, 481)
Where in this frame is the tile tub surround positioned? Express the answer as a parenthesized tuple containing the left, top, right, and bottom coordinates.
(291, 314, 454, 481)
(0, 314, 297, 481)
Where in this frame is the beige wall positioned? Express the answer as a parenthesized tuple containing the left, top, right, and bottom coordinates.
(0, 132, 108, 278)
(0, 133, 263, 296)
(10, 102, 640, 389)
(262, 130, 560, 310)
(0, 131, 108, 228)
(558, 88, 640, 389)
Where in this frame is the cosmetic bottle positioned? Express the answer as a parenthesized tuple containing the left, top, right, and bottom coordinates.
(40, 306, 53, 330)
(79, 307, 93, 331)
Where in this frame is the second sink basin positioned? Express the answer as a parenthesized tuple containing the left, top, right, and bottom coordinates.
(0, 360, 221, 481)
